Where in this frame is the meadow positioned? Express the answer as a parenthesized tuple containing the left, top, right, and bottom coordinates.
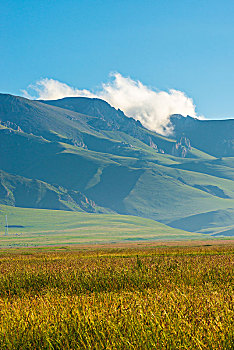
(0, 243, 233, 349)
(0, 205, 206, 248)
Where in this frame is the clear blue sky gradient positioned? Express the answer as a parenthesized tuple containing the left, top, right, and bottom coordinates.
(1, 0, 234, 119)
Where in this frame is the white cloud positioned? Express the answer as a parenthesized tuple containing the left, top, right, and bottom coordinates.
(22, 73, 199, 135)
(100, 73, 198, 134)
(22, 78, 96, 100)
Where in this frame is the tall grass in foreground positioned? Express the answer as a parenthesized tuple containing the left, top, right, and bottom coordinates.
(0, 245, 233, 349)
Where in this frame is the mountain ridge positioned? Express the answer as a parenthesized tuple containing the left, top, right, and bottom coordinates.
(0, 93, 233, 236)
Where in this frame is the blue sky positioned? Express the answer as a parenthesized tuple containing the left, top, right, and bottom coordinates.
(0, 0, 234, 119)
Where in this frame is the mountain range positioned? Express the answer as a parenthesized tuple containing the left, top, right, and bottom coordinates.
(0, 93, 233, 237)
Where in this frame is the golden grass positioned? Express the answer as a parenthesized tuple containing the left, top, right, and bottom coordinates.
(0, 244, 233, 349)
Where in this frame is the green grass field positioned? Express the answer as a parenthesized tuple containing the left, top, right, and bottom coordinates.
(0, 244, 233, 349)
(0, 205, 207, 248)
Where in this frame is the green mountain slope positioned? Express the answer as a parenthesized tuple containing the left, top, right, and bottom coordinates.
(1, 125, 233, 220)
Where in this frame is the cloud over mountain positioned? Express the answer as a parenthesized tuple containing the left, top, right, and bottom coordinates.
(22, 73, 198, 135)
(22, 78, 96, 100)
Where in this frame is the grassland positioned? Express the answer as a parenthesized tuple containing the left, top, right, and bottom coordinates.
(0, 205, 207, 248)
(0, 243, 233, 349)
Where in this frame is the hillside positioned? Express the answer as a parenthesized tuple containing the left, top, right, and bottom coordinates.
(0, 93, 233, 238)
(0, 205, 207, 248)
(0, 170, 107, 213)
